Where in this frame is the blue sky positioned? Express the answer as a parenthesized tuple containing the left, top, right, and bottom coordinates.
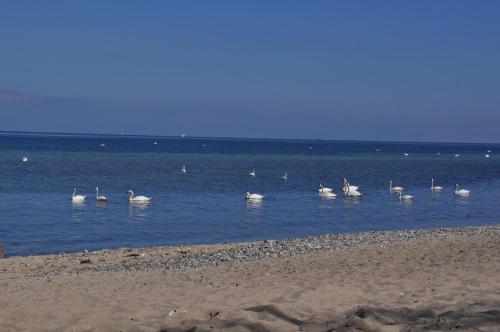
(1, 1, 499, 142)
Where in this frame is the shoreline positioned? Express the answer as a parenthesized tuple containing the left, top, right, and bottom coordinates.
(1, 223, 500, 331)
(4, 222, 499, 260)
(1, 223, 499, 278)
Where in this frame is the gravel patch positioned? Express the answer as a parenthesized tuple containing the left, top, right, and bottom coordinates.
(65, 224, 500, 275)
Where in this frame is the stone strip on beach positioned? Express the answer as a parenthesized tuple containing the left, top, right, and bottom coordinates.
(2, 224, 499, 278)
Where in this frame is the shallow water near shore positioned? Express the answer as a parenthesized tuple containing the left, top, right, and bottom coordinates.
(0, 132, 499, 256)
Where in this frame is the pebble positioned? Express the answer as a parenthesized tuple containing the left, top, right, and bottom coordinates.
(26, 224, 500, 277)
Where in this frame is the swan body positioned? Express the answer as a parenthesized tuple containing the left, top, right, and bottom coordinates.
(485, 154, 490, 158)
(181, 165, 187, 173)
(72, 188, 86, 203)
(246, 192, 264, 200)
(128, 190, 152, 202)
(95, 187, 107, 202)
(21, 156, 28, 162)
(345, 188, 363, 197)
(404, 152, 409, 156)
(343, 183, 363, 197)
(454, 184, 470, 196)
(454, 154, 460, 158)
(430, 178, 443, 191)
(281, 173, 288, 181)
(397, 191, 413, 200)
(389, 180, 403, 192)
(344, 185, 359, 192)
(342, 178, 359, 192)
(318, 183, 333, 193)
(249, 169, 256, 177)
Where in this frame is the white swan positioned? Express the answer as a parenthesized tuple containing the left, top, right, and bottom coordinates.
(485, 154, 490, 158)
(404, 152, 409, 156)
(181, 165, 187, 173)
(319, 192, 336, 198)
(454, 184, 470, 196)
(318, 183, 333, 193)
(246, 192, 264, 200)
(396, 191, 414, 201)
(95, 187, 107, 202)
(72, 188, 86, 203)
(389, 180, 403, 192)
(128, 190, 152, 203)
(21, 156, 29, 162)
(454, 154, 460, 158)
(249, 169, 256, 177)
(344, 183, 363, 197)
(281, 173, 288, 181)
(342, 178, 359, 192)
(430, 178, 443, 191)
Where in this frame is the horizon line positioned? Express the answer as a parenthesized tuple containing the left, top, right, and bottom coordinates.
(1, 130, 499, 146)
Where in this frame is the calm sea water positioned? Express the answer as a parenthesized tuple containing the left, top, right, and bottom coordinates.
(0, 133, 499, 256)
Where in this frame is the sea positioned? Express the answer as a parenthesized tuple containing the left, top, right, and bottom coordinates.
(0, 132, 499, 256)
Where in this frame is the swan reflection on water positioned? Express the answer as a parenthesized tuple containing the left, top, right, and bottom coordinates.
(319, 192, 336, 199)
(95, 201, 107, 208)
(342, 196, 361, 209)
(127, 201, 151, 222)
(71, 201, 86, 223)
(246, 199, 263, 217)
(72, 201, 86, 207)
(93, 201, 107, 222)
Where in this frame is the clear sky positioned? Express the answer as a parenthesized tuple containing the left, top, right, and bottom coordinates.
(1, 1, 499, 142)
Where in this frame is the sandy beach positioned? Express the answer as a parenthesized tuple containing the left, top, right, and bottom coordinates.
(1, 225, 500, 331)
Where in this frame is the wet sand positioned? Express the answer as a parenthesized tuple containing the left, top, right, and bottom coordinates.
(1, 225, 500, 331)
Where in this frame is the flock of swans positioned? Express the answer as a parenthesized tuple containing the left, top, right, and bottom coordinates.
(72, 188, 152, 204)
(70, 163, 472, 203)
(16, 141, 490, 207)
(19, 150, 471, 204)
(246, 171, 471, 201)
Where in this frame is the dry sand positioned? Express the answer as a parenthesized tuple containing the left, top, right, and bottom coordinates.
(1, 227, 500, 331)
